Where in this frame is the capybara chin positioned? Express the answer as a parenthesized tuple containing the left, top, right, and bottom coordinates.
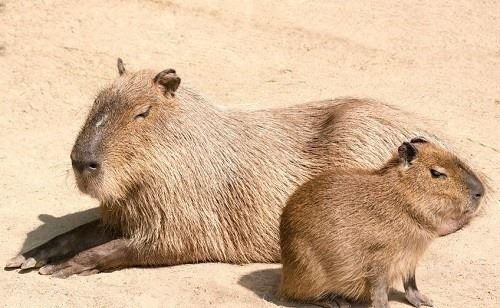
(279, 138, 484, 308)
(5, 59, 469, 278)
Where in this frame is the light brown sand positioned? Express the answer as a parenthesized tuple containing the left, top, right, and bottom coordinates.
(0, 1, 499, 307)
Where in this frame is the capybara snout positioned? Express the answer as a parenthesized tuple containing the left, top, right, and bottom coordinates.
(71, 122, 102, 174)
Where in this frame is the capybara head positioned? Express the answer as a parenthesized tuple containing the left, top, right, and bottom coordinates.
(395, 137, 484, 235)
(70, 59, 181, 201)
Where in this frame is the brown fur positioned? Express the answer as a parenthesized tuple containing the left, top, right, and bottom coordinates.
(279, 140, 484, 307)
(72, 61, 446, 267)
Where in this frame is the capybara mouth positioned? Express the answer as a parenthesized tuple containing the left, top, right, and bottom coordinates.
(73, 167, 127, 202)
(74, 171, 102, 199)
(468, 197, 483, 214)
(436, 214, 472, 236)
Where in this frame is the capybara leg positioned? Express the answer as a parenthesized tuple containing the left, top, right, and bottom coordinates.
(404, 271, 433, 307)
(5, 219, 117, 270)
(38, 238, 134, 278)
(370, 276, 390, 308)
(313, 294, 351, 308)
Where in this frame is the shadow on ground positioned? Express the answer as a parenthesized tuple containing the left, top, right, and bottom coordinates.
(239, 268, 412, 308)
(17, 207, 99, 254)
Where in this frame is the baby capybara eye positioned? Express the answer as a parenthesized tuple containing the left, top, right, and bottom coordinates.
(430, 168, 447, 179)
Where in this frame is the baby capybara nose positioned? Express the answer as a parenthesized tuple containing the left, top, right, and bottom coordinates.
(467, 174, 484, 200)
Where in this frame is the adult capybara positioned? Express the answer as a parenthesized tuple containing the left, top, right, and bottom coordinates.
(279, 138, 484, 308)
(7, 59, 447, 277)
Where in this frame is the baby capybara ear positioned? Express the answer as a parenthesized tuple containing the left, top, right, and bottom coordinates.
(410, 136, 428, 144)
(398, 141, 418, 166)
(117, 58, 126, 76)
(154, 69, 181, 95)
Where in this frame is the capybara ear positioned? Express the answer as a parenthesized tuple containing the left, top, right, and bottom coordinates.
(117, 58, 126, 76)
(154, 69, 181, 95)
(410, 136, 428, 144)
(398, 141, 418, 166)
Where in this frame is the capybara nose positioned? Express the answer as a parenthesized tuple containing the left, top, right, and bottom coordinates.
(71, 140, 102, 174)
(467, 174, 484, 200)
(71, 158, 100, 174)
(70, 148, 100, 174)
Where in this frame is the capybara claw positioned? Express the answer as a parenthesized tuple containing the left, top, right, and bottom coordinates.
(20, 257, 37, 269)
(38, 264, 55, 275)
(5, 255, 25, 268)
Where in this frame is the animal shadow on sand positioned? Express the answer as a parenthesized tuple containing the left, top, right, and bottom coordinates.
(7, 207, 99, 269)
(238, 268, 411, 308)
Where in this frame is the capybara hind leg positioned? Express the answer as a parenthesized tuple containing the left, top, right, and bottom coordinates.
(313, 294, 351, 308)
(5, 220, 117, 270)
(404, 271, 433, 307)
(38, 238, 134, 278)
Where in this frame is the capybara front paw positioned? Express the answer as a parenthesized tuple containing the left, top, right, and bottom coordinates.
(405, 289, 433, 307)
(37, 238, 130, 278)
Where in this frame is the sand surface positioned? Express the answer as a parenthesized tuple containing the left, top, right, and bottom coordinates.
(1, 1, 499, 307)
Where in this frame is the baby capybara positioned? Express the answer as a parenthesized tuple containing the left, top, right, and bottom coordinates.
(7, 60, 460, 278)
(280, 138, 484, 308)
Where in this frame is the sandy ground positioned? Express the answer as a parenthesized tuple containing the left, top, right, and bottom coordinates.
(1, 1, 499, 307)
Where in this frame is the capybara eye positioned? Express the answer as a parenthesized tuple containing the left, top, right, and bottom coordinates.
(430, 168, 447, 179)
(134, 106, 151, 121)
